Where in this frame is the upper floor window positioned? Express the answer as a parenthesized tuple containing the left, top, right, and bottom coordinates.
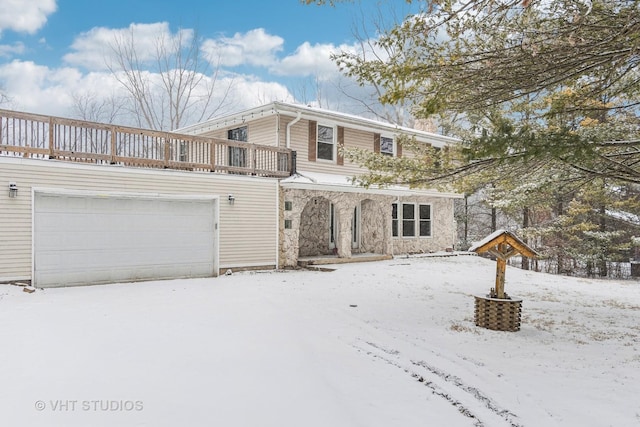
(228, 126, 247, 168)
(317, 124, 335, 161)
(380, 136, 394, 156)
(228, 126, 247, 142)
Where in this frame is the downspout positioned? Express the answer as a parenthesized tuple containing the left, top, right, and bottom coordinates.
(275, 179, 280, 269)
(286, 111, 302, 149)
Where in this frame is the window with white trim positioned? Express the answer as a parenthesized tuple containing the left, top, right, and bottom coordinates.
(392, 203, 433, 237)
(402, 203, 415, 237)
(392, 203, 399, 237)
(228, 126, 247, 142)
(419, 204, 432, 237)
(317, 124, 335, 161)
(380, 136, 394, 156)
(228, 126, 248, 168)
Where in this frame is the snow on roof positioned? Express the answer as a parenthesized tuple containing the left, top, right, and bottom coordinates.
(176, 101, 459, 148)
(468, 229, 510, 252)
(468, 228, 536, 253)
(281, 171, 463, 198)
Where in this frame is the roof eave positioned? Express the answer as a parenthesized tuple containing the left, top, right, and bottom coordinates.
(176, 101, 460, 148)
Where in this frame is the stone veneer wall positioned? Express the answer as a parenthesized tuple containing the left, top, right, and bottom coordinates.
(359, 199, 387, 254)
(279, 187, 457, 268)
(280, 188, 393, 267)
(391, 196, 456, 255)
(298, 197, 332, 257)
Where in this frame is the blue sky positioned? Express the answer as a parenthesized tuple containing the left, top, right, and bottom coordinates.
(0, 0, 418, 126)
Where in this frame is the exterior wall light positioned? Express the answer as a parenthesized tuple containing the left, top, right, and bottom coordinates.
(228, 194, 235, 204)
(8, 182, 18, 198)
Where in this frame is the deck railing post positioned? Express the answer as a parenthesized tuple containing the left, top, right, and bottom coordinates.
(164, 133, 171, 168)
(48, 117, 55, 159)
(251, 144, 257, 175)
(110, 126, 117, 164)
(210, 141, 216, 172)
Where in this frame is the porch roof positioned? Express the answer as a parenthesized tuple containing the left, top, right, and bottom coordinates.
(280, 171, 463, 199)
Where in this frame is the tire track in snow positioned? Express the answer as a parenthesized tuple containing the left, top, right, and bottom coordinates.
(410, 360, 522, 427)
(357, 341, 523, 427)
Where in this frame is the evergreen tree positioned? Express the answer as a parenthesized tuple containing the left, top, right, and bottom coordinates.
(307, 0, 640, 276)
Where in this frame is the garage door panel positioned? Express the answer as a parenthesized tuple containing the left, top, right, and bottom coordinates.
(34, 192, 218, 287)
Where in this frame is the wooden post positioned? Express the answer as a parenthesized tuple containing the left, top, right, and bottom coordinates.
(495, 263, 506, 298)
(209, 141, 216, 172)
(164, 133, 171, 168)
(251, 144, 257, 175)
(48, 117, 55, 158)
(110, 126, 117, 164)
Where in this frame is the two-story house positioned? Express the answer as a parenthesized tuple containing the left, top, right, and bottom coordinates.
(178, 101, 461, 268)
(0, 102, 460, 288)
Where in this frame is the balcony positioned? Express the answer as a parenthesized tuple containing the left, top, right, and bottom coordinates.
(0, 109, 294, 177)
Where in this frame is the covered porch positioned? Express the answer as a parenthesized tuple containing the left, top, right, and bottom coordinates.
(279, 172, 396, 268)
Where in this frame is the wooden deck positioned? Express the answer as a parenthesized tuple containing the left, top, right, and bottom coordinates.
(0, 109, 293, 177)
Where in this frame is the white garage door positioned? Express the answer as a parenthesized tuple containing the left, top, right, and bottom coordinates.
(33, 190, 218, 287)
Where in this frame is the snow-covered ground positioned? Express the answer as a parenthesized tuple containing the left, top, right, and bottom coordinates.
(1, 254, 638, 427)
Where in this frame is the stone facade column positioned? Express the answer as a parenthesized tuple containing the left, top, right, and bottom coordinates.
(336, 204, 353, 258)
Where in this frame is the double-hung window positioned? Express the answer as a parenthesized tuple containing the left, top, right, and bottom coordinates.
(228, 126, 248, 168)
(419, 204, 432, 237)
(392, 203, 432, 237)
(178, 141, 189, 162)
(380, 136, 394, 156)
(317, 124, 335, 161)
(392, 203, 399, 237)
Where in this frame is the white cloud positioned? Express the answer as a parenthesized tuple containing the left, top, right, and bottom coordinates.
(202, 28, 283, 67)
(64, 22, 193, 71)
(230, 77, 293, 107)
(0, 60, 82, 114)
(0, 42, 25, 57)
(1, 20, 371, 122)
(0, 59, 293, 126)
(274, 41, 350, 79)
(0, 0, 56, 35)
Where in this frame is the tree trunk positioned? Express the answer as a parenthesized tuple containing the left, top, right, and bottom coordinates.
(598, 204, 608, 277)
(491, 206, 497, 233)
(521, 206, 530, 270)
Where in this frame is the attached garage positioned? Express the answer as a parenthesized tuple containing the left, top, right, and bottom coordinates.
(33, 189, 219, 287)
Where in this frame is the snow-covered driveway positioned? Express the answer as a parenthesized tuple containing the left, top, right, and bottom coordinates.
(1, 255, 638, 426)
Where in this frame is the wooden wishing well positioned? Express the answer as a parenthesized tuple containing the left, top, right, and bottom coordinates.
(469, 230, 538, 332)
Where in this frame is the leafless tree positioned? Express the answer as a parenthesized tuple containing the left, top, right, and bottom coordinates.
(70, 91, 127, 124)
(107, 26, 235, 131)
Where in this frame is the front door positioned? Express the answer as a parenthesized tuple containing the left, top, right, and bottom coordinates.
(352, 203, 360, 249)
(329, 203, 337, 251)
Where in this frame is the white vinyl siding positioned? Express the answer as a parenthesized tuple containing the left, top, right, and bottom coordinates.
(288, 120, 382, 175)
(0, 157, 279, 282)
(192, 116, 279, 147)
